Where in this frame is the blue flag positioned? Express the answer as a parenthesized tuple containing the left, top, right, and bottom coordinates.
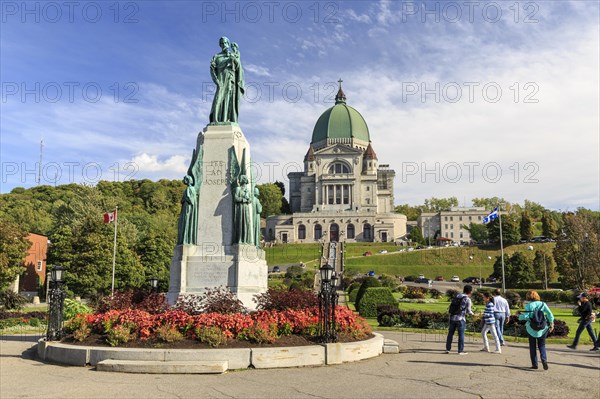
(482, 207, 499, 224)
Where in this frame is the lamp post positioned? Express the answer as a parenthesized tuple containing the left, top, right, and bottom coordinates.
(46, 264, 66, 341)
(319, 263, 337, 343)
(149, 276, 159, 293)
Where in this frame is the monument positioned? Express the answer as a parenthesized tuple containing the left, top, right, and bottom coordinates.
(167, 37, 268, 309)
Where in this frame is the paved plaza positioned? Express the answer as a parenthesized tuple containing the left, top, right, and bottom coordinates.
(1, 332, 598, 399)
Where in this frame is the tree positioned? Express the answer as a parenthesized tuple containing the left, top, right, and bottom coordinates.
(423, 197, 458, 212)
(462, 223, 489, 243)
(553, 212, 600, 289)
(520, 211, 534, 242)
(408, 227, 425, 245)
(492, 252, 534, 288)
(541, 212, 558, 239)
(523, 200, 546, 220)
(274, 181, 291, 214)
(257, 183, 283, 218)
(532, 250, 557, 287)
(47, 186, 145, 297)
(0, 220, 31, 290)
(394, 204, 421, 221)
(472, 197, 511, 212)
(487, 216, 520, 245)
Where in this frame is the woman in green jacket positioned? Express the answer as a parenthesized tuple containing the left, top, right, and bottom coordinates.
(518, 290, 555, 370)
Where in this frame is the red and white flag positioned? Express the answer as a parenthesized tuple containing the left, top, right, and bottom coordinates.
(103, 211, 116, 223)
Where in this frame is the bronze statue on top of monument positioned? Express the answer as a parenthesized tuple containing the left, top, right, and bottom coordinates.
(209, 36, 245, 124)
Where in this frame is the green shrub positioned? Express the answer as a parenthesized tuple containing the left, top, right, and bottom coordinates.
(404, 287, 426, 299)
(378, 274, 399, 289)
(354, 277, 381, 311)
(155, 324, 184, 343)
(73, 324, 91, 342)
(28, 318, 41, 327)
(348, 289, 359, 303)
(285, 265, 304, 279)
(347, 282, 361, 294)
(504, 291, 522, 309)
(471, 291, 484, 305)
(428, 288, 442, 299)
(394, 284, 408, 295)
(0, 318, 23, 329)
(63, 298, 93, 320)
(0, 291, 27, 311)
(106, 324, 132, 347)
(358, 287, 397, 317)
(195, 326, 227, 347)
(446, 289, 460, 300)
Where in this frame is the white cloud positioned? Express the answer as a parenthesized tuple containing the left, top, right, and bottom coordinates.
(244, 64, 272, 77)
(129, 153, 189, 179)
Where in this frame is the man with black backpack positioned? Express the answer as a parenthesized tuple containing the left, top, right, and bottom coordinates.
(446, 285, 474, 355)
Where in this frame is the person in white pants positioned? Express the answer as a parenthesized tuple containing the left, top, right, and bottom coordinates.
(481, 292, 502, 353)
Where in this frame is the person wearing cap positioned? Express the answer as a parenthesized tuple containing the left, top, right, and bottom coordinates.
(567, 292, 598, 350)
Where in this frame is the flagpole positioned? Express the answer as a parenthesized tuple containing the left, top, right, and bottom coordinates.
(111, 206, 118, 296)
(498, 204, 506, 293)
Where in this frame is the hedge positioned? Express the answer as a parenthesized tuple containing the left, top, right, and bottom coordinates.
(355, 277, 381, 312)
(376, 306, 570, 338)
(358, 287, 397, 317)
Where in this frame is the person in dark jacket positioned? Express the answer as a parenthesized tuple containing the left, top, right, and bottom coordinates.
(567, 292, 597, 350)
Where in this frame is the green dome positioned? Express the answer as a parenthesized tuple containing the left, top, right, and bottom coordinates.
(311, 90, 370, 144)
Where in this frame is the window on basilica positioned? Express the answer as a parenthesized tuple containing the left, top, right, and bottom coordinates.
(328, 162, 350, 174)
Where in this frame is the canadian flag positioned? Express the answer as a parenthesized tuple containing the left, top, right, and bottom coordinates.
(103, 211, 116, 223)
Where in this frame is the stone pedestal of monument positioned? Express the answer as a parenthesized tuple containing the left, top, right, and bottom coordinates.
(167, 125, 268, 309)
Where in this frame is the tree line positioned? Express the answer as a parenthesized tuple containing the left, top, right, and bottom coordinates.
(0, 180, 289, 295)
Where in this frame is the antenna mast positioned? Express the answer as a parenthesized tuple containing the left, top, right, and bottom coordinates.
(37, 139, 44, 185)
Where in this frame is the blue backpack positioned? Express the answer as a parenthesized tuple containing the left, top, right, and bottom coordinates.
(529, 305, 548, 331)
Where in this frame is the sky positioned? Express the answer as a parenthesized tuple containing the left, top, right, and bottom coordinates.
(1, 0, 599, 211)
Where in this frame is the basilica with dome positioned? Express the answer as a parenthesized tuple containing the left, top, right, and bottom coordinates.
(265, 82, 407, 243)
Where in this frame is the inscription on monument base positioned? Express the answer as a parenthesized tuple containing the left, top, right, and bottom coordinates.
(186, 262, 231, 290)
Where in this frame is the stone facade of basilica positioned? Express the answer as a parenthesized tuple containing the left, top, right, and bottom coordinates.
(265, 84, 407, 243)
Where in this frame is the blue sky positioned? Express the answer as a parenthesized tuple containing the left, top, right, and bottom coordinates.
(1, 0, 598, 211)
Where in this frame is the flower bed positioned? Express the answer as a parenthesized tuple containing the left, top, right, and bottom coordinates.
(64, 306, 372, 348)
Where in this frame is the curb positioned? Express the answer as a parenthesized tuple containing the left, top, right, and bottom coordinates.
(37, 333, 385, 372)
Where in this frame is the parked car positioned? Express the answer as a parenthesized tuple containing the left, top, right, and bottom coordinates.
(588, 287, 600, 295)
(415, 277, 432, 284)
(435, 276, 445, 281)
(363, 251, 372, 256)
(418, 274, 425, 279)
(462, 277, 480, 284)
(367, 271, 376, 277)
(450, 275, 460, 282)
(379, 250, 388, 254)
(272, 266, 281, 273)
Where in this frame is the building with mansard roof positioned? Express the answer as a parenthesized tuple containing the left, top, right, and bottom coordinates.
(265, 82, 407, 243)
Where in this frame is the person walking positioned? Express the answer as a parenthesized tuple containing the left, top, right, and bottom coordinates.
(518, 290, 554, 370)
(480, 292, 502, 353)
(567, 292, 598, 350)
(492, 288, 511, 346)
(446, 285, 474, 355)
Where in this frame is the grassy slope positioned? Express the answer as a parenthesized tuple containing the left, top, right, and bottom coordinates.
(265, 242, 556, 281)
